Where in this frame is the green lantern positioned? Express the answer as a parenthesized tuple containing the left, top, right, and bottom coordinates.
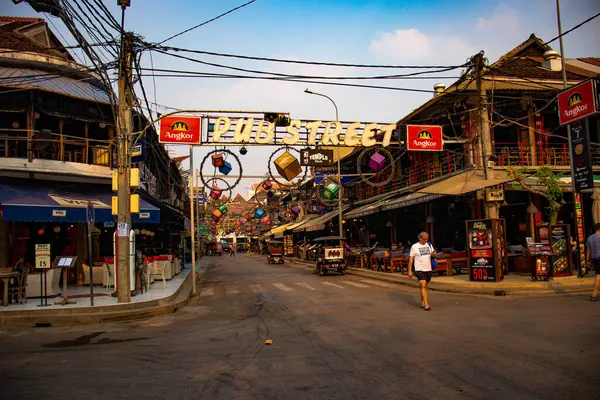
(218, 205, 228, 215)
(322, 182, 340, 200)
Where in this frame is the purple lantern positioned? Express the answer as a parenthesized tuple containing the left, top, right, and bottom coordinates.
(368, 152, 386, 172)
(291, 205, 301, 216)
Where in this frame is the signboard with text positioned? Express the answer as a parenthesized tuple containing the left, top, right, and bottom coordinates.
(406, 125, 443, 151)
(300, 149, 334, 166)
(569, 119, 595, 192)
(35, 244, 51, 269)
(557, 79, 598, 126)
(466, 219, 505, 282)
(159, 116, 201, 144)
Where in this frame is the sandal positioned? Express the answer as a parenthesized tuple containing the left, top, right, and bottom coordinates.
(424, 306, 431, 311)
(590, 296, 598, 302)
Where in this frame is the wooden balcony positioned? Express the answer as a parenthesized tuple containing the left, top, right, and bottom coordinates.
(357, 152, 468, 201)
(0, 130, 113, 168)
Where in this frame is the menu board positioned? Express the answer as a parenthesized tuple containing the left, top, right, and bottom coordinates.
(467, 219, 496, 281)
(550, 224, 571, 277)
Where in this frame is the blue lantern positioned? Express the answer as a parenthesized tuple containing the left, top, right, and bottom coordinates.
(218, 161, 232, 175)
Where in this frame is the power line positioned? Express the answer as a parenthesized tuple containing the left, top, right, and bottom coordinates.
(151, 49, 466, 80)
(158, 0, 257, 45)
(150, 44, 470, 70)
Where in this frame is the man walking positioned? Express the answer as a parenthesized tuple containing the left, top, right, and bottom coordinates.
(408, 232, 436, 311)
(587, 223, 600, 301)
(230, 243, 237, 257)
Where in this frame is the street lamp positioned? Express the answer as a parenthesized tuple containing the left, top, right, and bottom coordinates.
(304, 89, 343, 242)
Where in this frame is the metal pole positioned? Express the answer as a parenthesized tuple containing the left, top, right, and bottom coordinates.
(304, 89, 343, 241)
(195, 168, 202, 277)
(189, 145, 197, 296)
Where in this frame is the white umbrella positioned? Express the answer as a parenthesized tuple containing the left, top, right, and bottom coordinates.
(593, 188, 600, 225)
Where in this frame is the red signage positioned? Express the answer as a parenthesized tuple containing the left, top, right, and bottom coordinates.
(406, 125, 443, 151)
(159, 116, 201, 144)
(557, 79, 598, 126)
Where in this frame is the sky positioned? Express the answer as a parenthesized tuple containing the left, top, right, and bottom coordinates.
(2, 0, 600, 197)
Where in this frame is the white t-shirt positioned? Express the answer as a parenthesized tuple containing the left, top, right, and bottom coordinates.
(410, 242, 432, 272)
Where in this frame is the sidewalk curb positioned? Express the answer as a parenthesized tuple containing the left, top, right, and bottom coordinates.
(0, 272, 194, 329)
(345, 268, 593, 296)
(282, 257, 592, 296)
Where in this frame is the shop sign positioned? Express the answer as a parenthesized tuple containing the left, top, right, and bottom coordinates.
(557, 79, 598, 125)
(35, 244, 51, 269)
(467, 219, 496, 281)
(208, 117, 397, 147)
(49, 195, 110, 209)
(159, 116, 201, 144)
(485, 186, 504, 202)
(569, 120, 595, 192)
(300, 149, 334, 166)
(139, 212, 150, 219)
(406, 125, 443, 151)
(574, 193, 587, 275)
(52, 209, 66, 217)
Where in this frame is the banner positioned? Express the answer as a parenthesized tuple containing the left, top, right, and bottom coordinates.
(406, 125, 443, 151)
(569, 119, 594, 192)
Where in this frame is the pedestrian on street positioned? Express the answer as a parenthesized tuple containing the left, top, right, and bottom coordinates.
(587, 223, 600, 301)
(231, 243, 237, 257)
(408, 231, 436, 311)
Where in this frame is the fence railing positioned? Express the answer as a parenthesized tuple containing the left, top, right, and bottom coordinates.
(356, 152, 468, 201)
(494, 142, 600, 167)
(0, 130, 113, 167)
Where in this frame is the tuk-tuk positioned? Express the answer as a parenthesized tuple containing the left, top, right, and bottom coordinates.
(313, 236, 347, 276)
(206, 241, 223, 256)
(267, 240, 284, 264)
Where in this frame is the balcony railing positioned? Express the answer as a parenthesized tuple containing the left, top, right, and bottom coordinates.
(356, 152, 468, 201)
(0, 130, 114, 167)
(494, 142, 600, 167)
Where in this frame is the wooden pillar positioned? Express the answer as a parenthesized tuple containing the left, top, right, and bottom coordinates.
(59, 118, 64, 161)
(84, 122, 89, 163)
(26, 97, 35, 162)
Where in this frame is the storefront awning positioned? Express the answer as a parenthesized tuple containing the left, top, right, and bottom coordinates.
(0, 181, 159, 224)
(381, 192, 445, 211)
(346, 194, 397, 218)
(291, 214, 322, 233)
(418, 170, 512, 196)
(298, 206, 351, 233)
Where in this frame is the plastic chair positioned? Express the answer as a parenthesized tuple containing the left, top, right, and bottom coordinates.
(104, 263, 114, 291)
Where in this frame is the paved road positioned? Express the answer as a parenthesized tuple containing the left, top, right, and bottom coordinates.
(1, 254, 599, 400)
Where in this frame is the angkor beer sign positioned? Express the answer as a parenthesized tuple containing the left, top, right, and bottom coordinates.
(557, 79, 598, 126)
(159, 116, 201, 144)
(159, 115, 397, 147)
(406, 125, 443, 151)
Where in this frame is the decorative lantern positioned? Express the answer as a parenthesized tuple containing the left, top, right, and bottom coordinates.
(218, 205, 228, 215)
(240, 218, 247, 226)
(218, 161, 232, 175)
(261, 215, 270, 224)
(211, 153, 225, 167)
(274, 151, 302, 181)
(291, 205, 301, 216)
(246, 227, 252, 232)
(261, 180, 272, 191)
(254, 209, 265, 219)
(368, 152, 386, 172)
(212, 208, 224, 222)
(267, 189, 275, 198)
(210, 185, 223, 200)
(322, 182, 340, 200)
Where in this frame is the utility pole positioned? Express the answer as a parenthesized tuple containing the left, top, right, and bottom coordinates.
(116, 23, 133, 302)
(189, 147, 197, 296)
(474, 52, 497, 219)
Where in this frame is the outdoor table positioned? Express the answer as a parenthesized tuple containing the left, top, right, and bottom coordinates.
(0, 268, 20, 307)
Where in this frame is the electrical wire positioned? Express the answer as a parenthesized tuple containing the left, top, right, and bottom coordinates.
(150, 44, 470, 70)
(158, 0, 257, 45)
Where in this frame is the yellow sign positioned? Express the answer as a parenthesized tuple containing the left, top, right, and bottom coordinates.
(211, 117, 397, 147)
(35, 244, 51, 269)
